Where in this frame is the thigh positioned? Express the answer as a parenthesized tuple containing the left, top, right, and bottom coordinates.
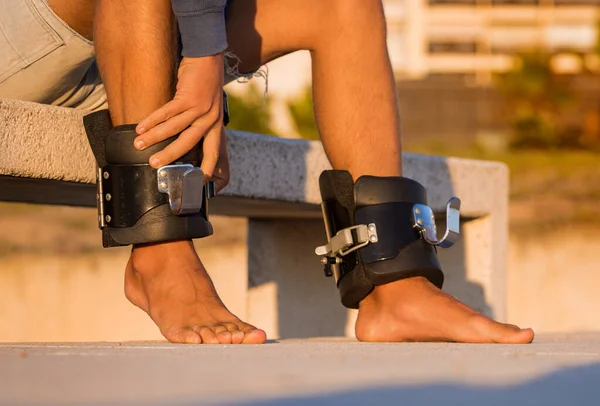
(0, 0, 104, 109)
(225, 0, 326, 73)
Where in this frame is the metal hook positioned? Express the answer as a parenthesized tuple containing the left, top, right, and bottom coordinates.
(157, 164, 205, 215)
(413, 197, 461, 248)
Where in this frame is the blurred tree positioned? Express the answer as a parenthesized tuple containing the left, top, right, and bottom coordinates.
(287, 87, 320, 141)
(226, 83, 276, 136)
(495, 51, 582, 149)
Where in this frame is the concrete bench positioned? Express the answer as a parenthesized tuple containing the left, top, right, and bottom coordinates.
(0, 97, 509, 339)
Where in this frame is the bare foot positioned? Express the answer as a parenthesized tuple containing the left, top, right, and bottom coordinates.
(356, 277, 534, 344)
(124, 240, 266, 344)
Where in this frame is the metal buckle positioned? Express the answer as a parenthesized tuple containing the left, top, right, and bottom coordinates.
(315, 223, 379, 259)
(157, 164, 205, 215)
(97, 167, 106, 228)
(413, 197, 461, 249)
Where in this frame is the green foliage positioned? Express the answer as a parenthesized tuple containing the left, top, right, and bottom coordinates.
(287, 87, 320, 141)
(226, 84, 277, 136)
(226, 84, 321, 140)
(495, 51, 583, 149)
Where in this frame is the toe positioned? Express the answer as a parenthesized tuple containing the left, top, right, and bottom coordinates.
(472, 316, 535, 344)
(196, 326, 220, 344)
(182, 330, 203, 344)
(497, 327, 535, 344)
(223, 323, 245, 344)
(242, 328, 267, 344)
(163, 328, 202, 344)
(231, 330, 245, 344)
(213, 325, 233, 344)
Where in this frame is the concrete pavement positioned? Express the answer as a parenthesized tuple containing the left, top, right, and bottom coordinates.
(2, 334, 600, 406)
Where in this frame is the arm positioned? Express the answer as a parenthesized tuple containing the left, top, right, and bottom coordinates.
(134, 0, 228, 184)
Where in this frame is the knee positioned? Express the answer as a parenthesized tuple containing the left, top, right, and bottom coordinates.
(327, 0, 386, 32)
(331, 0, 384, 20)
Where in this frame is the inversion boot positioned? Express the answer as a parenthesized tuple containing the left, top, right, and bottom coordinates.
(315, 170, 461, 308)
(82, 92, 231, 247)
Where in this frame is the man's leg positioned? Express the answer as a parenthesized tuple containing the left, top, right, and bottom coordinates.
(49, 0, 265, 344)
(225, 0, 533, 343)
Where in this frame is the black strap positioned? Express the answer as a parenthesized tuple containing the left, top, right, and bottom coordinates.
(355, 202, 422, 263)
(83, 110, 112, 167)
(102, 164, 168, 228)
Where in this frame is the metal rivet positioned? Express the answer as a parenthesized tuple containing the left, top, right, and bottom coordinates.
(369, 235, 378, 243)
(105, 193, 112, 201)
(417, 218, 424, 225)
(368, 224, 376, 232)
(105, 215, 112, 223)
(159, 169, 167, 178)
(320, 257, 328, 265)
(159, 182, 168, 190)
(415, 208, 421, 214)
(103, 172, 110, 179)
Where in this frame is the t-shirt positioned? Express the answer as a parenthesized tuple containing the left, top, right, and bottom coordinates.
(171, 0, 228, 57)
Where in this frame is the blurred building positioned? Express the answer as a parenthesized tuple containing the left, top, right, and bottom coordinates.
(225, 0, 600, 139)
(386, 0, 600, 82)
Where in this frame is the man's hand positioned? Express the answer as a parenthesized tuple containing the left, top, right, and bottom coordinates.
(134, 55, 225, 182)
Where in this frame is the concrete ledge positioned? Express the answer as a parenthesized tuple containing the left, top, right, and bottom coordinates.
(0, 98, 510, 337)
(0, 98, 506, 217)
(2, 334, 600, 406)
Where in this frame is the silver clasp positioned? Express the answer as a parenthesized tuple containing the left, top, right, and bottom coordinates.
(157, 164, 205, 215)
(97, 167, 106, 228)
(315, 223, 379, 258)
(413, 197, 461, 248)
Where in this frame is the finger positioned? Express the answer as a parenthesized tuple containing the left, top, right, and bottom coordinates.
(148, 121, 211, 168)
(134, 110, 198, 150)
(136, 99, 185, 134)
(200, 124, 222, 179)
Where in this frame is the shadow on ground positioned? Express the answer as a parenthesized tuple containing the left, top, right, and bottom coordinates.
(208, 362, 600, 406)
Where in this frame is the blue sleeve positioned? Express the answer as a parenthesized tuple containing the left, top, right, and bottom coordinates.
(171, 0, 228, 57)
